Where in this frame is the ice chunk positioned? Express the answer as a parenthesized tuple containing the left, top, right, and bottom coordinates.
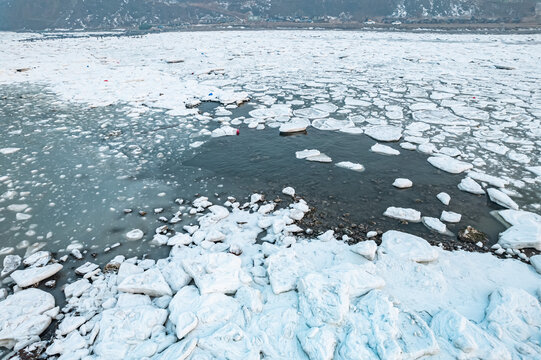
(1, 255, 21, 277)
(427, 155, 473, 174)
(64, 278, 91, 298)
(457, 177, 485, 195)
(266, 249, 307, 294)
(0, 289, 55, 349)
(392, 178, 412, 188)
(279, 118, 310, 134)
(437, 192, 451, 205)
(282, 186, 295, 197)
(483, 288, 541, 357)
(487, 188, 519, 210)
(335, 161, 364, 172)
(431, 310, 510, 360)
(383, 206, 421, 222)
(126, 229, 144, 241)
(441, 211, 461, 223)
(422, 217, 448, 234)
(0, 147, 21, 155)
(371, 143, 400, 155)
(297, 271, 350, 326)
(498, 209, 541, 227)
(296, 149, 320, 159)
(153, 338, 197, 360)
(379, 230, 438, 263)
(306, 153, 332, 163)
(10, 263, 63, 287)
(364, 125, 402, 142)
(350, 240, 377, 261)
(298, 326, 336, 360)
(467, 171, 509, 188)
(498, 224, 541, 250)
(118, 268, 172, 297)
(530, 255, 541, 274)
(182, 253, 242, 294)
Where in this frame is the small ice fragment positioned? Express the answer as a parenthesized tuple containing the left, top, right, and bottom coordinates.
(371, 143, 400, 155)
(335, 161, 364, 172)
(282, 187, 295, 197)
(427, 155, 473, 174)
(126, 229, 144, 241)
(437, 192, 450, 205)
(487, 188, 519, 210)
(296, 149, 320, 159)
(422, 217, 448, 234)
(393, 178, 412, 189)
(457, 177, 485, 195)
(10, 263, 63, 287)
(383, 207, 421, 222)
(350, 240, 377, 261)
(306, 153, 332, 163)
(364, 125, 402, 142)
(441, 211, 461, 223)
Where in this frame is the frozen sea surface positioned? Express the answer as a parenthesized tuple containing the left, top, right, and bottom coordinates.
(0, 30, 540, 359)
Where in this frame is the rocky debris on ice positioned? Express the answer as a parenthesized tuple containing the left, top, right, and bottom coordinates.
(458, 177, 485, 195)
(383, 206, 421, 222)
(364, 125, 402, 142)
(427, 155, 473, 174)
(10, 263, 63, 288)
(371, 143, 400, 155)
(441, 210, 461, 223)
(487, 188, 519, 210)
(437, 192, 451, 205)
(392, 178, 412, 188)
(0, 289, 56, 349)
(335, 161, 364, 172)
(458, 226, 488, 245)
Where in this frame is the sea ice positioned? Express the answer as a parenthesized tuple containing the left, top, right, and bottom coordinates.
(457, 177, 485, 195)
(364, 125, 402, 142)
(392, 178, 412, 188)
(383, 207, 421, 222)
(335, 161, 364, 172)
(441, 211, 461, 223)
(487, 188, 519, 210)
(436, 192, 451, 205)
(10, 263, 63, 288)
(371, 143, 400, 155)
(427, 155, 473, 174)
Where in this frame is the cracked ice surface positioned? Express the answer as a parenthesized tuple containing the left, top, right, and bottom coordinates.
(0, 31, 540, 213)
(0, 194, 538, 359)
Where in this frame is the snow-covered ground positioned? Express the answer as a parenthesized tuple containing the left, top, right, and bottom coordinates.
(0, 30, 541, 359)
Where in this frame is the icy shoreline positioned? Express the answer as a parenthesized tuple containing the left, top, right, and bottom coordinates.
(1, 191, 540, 359)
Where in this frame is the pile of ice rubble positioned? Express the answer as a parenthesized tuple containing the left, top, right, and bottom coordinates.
(1, 191, 541, 360)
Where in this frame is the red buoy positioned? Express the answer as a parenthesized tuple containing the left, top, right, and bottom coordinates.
(236, 129, 240, 135)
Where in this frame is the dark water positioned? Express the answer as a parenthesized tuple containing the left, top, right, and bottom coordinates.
(184, 121, 507, 248)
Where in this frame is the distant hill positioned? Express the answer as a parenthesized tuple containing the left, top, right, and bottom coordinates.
(0, 0, 538, 30)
